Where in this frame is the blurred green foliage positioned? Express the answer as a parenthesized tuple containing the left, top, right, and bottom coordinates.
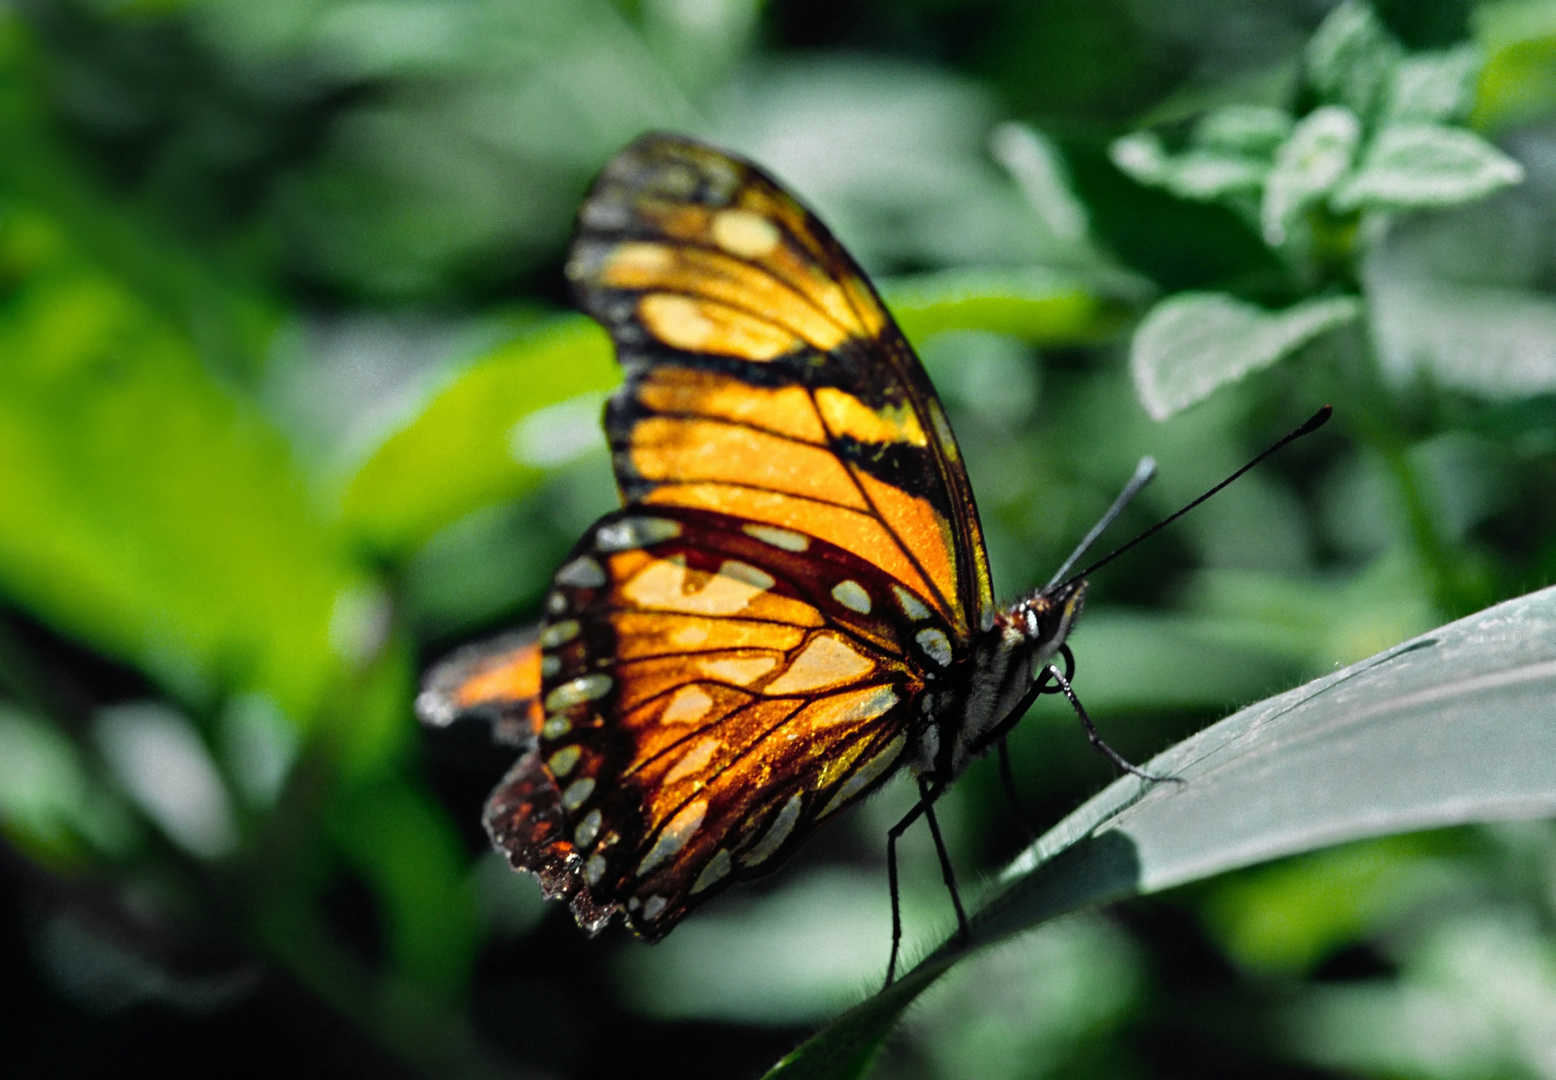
(3, 1, 1556, 1079)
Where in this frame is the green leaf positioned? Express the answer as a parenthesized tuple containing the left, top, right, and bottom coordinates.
(329, 776, 483, 1000)
(336, 316, 618, 559)
(766, 583, 1556, 1080)
(1472, 0, 1556, 131)
(0, 208, 374, 728)
(1110, 132, 1269, 203)
(883, 268, 1141, 347)
(1190, 104, 1295, 159)
(1261, 106, 1362, 245)
(1333, 123, 1524, 210)
(1380, 45, 1482, 126)
(1129, 292, 1362, 420)
(1305, 0, 1403, 119)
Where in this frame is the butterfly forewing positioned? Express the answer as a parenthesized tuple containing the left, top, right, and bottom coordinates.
(567, 133, 994, 637)
(488, 505, 955, 939)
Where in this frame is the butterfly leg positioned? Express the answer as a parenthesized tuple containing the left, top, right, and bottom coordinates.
(884, 794, 928, 987)
(1047, 659, 1177, 784)
(918, 775, 970, 946)
(996, 737, 1037, 846)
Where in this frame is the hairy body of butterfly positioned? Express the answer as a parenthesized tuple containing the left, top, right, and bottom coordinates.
(417, 132, 1091, 961)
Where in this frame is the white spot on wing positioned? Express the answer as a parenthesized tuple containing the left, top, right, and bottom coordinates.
(555, 556, 607, 588)
(547, 745, 581, 777)
(691, 848, 733, 894)
(740, 793, 802, 867)
(541, 654, 562, 678)
(622, 556, 772, 615)
(742, 524, 809, 551)
(916, 628, 953, 667)
(822, 733, 907, 815)
(596, 516, 682, 551)
(561, 777, 595, 810)
(636, 799, 708, 877)
(544, 673, 612, 711)
(664, 736, 720, 785)
(642, 895, 668, 921)
(539, 619, 580, 648)
(712, 208, 782, 258)
(541, 714, 570, 739)
(700, 656, 777, 685)
(719, 560, 774, 591)
(585, 853, 607, 885)
(893, 585, 931, 621)
(574, 808, 602, 848)
(831, 579, 872, 614)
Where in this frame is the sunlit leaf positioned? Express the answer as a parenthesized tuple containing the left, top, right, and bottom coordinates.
(1129, 291, 1361, 420)
(767, 583, 1556, 1079)
(1472, 0, 1556, 131)
(884, 268, 1141, 347)
(336, 316, 618, 559)
(0, 210, 377, 728)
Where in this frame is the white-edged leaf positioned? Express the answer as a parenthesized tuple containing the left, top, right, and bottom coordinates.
(1191, 104, 1294, 159)
(1109, 131, 1172, 187)
(1306, 0, 1403, 118)
(1366, 268, 1556, 399)
(1381, 45, 1482, 126)
(1110, 128, 1272, 202)
(766, 583, 1556, 1080)
(1130, 292, 1362, 420)
(1262, 106, 1362, 245)
(1334, 124, 1524, 211)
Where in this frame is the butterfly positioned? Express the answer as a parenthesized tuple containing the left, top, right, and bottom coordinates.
(419, 132, 1132, 982)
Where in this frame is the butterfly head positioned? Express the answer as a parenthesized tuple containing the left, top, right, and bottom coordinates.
(1008, 578, 1086, 665)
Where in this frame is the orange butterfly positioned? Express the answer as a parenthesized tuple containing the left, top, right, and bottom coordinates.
(419, 133, 1128, 981)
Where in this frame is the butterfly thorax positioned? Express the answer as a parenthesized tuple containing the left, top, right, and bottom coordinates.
(924, 579, 1087, 780)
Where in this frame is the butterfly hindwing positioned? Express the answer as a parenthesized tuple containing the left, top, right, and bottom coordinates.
(567, 132, 994, 637)
(494, 505, 955, 940)
(415, 631, 543, 749)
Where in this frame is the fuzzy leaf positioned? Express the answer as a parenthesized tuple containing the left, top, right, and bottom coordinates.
(1130, 292, 1361, 420)
(766, 584, 1556, 1080)
(1334, 123, 1524, 211)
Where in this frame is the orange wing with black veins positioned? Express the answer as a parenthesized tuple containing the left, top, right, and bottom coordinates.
(567, 132, 994, 638)
(481, 506, 955, 940)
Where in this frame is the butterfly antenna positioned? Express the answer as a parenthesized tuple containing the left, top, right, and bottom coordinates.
(1045, 456, 1158, 588)
(1060, 405, 1332, 589)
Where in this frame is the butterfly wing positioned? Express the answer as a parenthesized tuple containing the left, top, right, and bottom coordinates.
(415, 631, 542, 748)
(567, 132, 994, 638)
(481, 506, 956, 940)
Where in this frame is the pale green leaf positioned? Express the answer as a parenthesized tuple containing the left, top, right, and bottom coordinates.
(1305, 0, 1403, 118)
(1380, 45, 1483, 126)
(1261, 106, 1363, 245)
(766, 583, 1556, 1079)
(1334, 123, 1524, 210)
(1130, 292, 1361, 420)
(336, 316, 618, 559)
(1191, 104, 1295, 158)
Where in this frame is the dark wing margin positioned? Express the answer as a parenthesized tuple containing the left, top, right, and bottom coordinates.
(485, 505, 956, 941)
